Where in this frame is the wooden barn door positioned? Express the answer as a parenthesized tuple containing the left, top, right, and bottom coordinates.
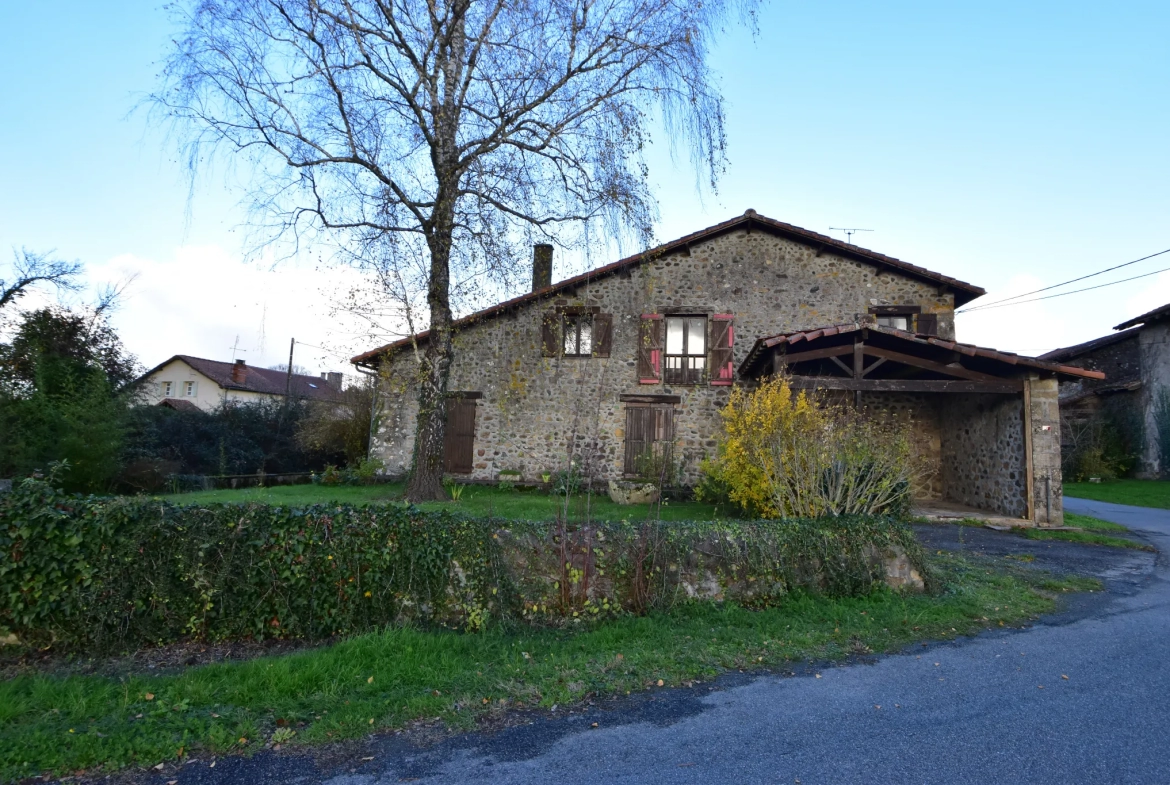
(443, 395, 478, 474)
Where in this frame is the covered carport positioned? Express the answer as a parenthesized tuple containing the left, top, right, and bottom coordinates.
(739, 323, 1104, 527)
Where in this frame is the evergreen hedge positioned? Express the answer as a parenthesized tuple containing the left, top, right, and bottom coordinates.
(0, 475, 928, 653)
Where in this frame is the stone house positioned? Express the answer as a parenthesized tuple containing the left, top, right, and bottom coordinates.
(1041, 302, 1170, 477)
(353, 210, 1100, 525)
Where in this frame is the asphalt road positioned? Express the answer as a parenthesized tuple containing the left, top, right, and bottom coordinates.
(144, 503, 1169, 785)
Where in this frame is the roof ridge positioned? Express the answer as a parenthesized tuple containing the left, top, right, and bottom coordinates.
(352, 211, 986, 366)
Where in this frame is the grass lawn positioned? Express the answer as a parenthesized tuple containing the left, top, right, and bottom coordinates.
(1064, 479, 1170, 510)
(0, 555, 1098, 782)
(158, 482, 725, 522)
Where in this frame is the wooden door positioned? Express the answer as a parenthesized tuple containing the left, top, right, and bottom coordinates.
(444, 396, 477, 473)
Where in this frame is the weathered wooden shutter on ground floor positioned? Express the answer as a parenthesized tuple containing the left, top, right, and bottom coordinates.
(444, 395, 478, 473)
(710, 314, 734, 385)
(624, 404, 674, 475)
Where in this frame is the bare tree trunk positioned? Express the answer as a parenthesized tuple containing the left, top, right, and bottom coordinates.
(405, 210, 456, 502)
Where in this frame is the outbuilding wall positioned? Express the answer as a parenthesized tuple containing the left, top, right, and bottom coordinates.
(939, 393, 1028, 518)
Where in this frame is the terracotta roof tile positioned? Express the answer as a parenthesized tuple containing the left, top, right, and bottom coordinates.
(739, 323, 1105, 381)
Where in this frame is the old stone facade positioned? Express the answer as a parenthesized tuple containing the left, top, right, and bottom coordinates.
(357, 212, 1081, 524)
(369, 219, 959, 486)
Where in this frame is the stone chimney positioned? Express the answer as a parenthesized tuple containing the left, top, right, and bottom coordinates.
(231, 359, 247, 384)
(532, 244, 553, 292)
(322, 371, 343, 390)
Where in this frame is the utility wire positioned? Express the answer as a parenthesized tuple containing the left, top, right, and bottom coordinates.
(958, 247, 1170, 313)
(956, 263, 1170, 313)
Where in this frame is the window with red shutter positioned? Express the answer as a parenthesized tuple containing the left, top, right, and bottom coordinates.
(710, 314, 734, 385)
(637, 314, 663, 383)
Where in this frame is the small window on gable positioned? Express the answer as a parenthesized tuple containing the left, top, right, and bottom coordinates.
(542, 309, 612, 358)
(183, 381, 197, 397)
(563, 313, 593, 357)
(869, 306, 921, 333)
(161, 381, 173, 397)
(876, 314, 910, 331)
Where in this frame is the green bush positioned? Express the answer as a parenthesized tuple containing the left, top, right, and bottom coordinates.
(0, 472, 927, 653)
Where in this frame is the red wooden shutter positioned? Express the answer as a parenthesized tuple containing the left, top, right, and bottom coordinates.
(710, 314, 735, 385)
(917, 313, 939, 336)
(541, 311, 559, 357)
(637, 314, 663, 383)
(592, 313, 613, 358)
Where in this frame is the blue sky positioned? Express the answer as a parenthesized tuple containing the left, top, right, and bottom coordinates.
(2, 1, 1168, 371)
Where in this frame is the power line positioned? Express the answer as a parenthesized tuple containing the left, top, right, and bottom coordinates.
(956, 263, 1170, 313)
(958, 247, 1170, 313)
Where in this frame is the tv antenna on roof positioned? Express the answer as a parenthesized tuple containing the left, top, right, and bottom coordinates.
(229, 335, 247, 363)
(829, 227, 874, 244)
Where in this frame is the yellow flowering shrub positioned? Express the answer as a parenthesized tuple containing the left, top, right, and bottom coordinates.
(698, 376, 825, 518)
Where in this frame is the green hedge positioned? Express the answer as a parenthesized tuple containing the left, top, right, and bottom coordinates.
(0, 475, 927, 652)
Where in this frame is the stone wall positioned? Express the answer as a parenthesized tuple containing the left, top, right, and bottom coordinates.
(939, 393, 1027, 518)
(858, 392, 943, 499)
(1139, 322, 1170, 476)
(373, 226, 956, 484)
(1027, 377, 1063, 525)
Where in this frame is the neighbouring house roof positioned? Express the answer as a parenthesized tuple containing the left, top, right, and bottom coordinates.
(738, 322, 1106, 382)
(137, 355, 345, 402)
(351, 210, 987, 368)
(156, 398, 203, 413)
(1115, 302, 1170, 330)
(1037, 327, 1142, 363)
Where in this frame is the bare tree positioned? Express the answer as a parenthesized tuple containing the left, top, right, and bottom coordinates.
(157, 0, 754, 501)
(0, 249, 82, 314)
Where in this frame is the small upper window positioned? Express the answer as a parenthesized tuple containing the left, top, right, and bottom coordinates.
(562, 313, 593, 357)
(161, 381, 173, 397)
(664, 316, 706, 384)
(875, 314, 910, 331)
(183, 381, 196, 397)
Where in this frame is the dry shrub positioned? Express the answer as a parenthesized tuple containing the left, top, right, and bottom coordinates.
(700, 376, 919, 518)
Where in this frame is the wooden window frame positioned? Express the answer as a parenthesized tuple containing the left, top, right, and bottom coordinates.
(561, 312, 594, 357)
(623, 402, 675, 477)
(663, 314, 708, 385)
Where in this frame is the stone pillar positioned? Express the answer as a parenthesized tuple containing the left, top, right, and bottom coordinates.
(1027, 376, 1063, 526)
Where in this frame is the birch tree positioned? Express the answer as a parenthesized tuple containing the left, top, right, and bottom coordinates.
(158, 0, 754, 500)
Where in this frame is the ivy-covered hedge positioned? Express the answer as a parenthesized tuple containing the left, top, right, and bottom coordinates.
(0, 476, 928, 652)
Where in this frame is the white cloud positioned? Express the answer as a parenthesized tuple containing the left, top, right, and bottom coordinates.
(87, 246, 379, 374)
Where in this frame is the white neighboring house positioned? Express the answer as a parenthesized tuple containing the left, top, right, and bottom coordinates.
(138, 355, 345, 412)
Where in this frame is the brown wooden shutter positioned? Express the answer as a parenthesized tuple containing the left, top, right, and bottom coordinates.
(443, 397, 477, 473)
(541, 311, 559, 357)
(624, 405, 649, 474)
(917, 313, 939, 336)
(637, 314, 663, 383)
(710, 314, 734, 385)
(592, 313, 613, 358)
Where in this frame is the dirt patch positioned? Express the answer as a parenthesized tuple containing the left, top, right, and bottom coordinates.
(0, 635, 334, 681)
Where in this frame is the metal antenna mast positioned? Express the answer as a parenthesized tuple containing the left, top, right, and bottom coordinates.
(228, 335, 247, 363)
(829, 227, 874, 244)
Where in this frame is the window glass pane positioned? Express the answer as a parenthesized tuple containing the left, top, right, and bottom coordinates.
(877, 315, 910, 331)
(579, 319, 592, 354)
(686, 318, 706, 355)
(666, 318, 684, 354)
(563, 318, 577, 355)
